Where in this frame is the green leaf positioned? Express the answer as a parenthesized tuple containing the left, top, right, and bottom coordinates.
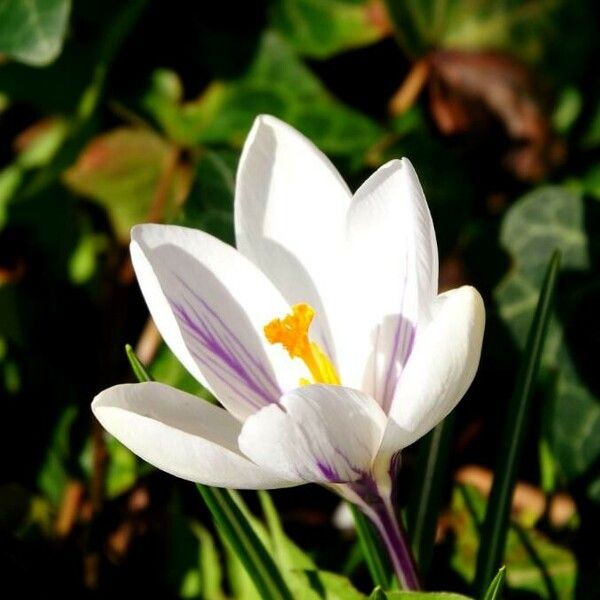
(125, 343, 152, 383)
(377, 591, 472, 599)
(143, 32, 383, 162)
(451, 485, 576, 598)
(494, 186, 600, 481)
(385, 0, 561, 64)
(196, 485, 294, 600)
(482, 567, 506, 600)
(191, 522, 225, 600)
(271, 0, 388, 58)
(259, 492, 366, 599)
(178, 148, 237, 245)
(350, 503, 390, 589)
(474, 250, 561, 594)
(258, 491, 316, 573)
(103, 435, 137, 499)
(63, 127, 184, 240)
(37, 405, 78, 504)
(149, 343, 214, 400)
(407, 415, 454, 578)
(0, 0, 71, 66)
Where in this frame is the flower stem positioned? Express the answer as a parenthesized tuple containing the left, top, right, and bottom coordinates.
(348, 474, 421, 590)
(367, 498, 421, 590)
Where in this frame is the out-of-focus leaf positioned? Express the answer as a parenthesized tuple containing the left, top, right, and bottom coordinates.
(0, 483, 52, 536)
(450, 485, 576, 598)
(149, 343, 212, 400)
(495, 186, 600, 481)
(37, 405, 78, 505)
(0, 0, 71, 66)
(197, 485, 294, 600)
(583, 101, 600, 148)
(270, 0, 390, 58)
(552, 87, 582, 135)
(13, 117, 69, 169)
(177, 148, 237, 244)
(0, 118, 69, 228)
(225, 539, 264, 600)
(68, 230, 106, 285)
(63, 127, 187, 240)
(373, 590, 472, 599)
(580, 163, 600, 201)
(142, 73, 227, 147)
(191, 522, 225, 600)
(79, 432, 137, 499)
(259, 491, 316, 573)
(143, 33, 383, 163)
(259, 491, 365, 599)
(103, 436, 137, 499)
(385, 0, 558, 62)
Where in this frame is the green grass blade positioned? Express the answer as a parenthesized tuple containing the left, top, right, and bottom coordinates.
(124, 345, 293, 600)
(197, 485, 293, 600)
(482, 566, 506, 600)
(474, 251, 561, 594)
(406, 414, 455, 578)
(350, 503, 390, 589)
(125, 343, 152, 382)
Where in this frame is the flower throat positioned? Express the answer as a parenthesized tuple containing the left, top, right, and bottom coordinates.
(264, 303, 340, 385)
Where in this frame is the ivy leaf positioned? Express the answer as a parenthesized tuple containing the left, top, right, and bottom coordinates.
(270, 0, 390, 58)
(63, 127, 189, 240)
(142, 33, 383, 164)
(495, 186, 600, 481)
(0, 0, 71, 66)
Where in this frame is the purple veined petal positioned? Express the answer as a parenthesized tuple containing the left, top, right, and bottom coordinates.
(130, 224, 307, 421)
(340, 158, 438, 411)
(238, 384, 387, 484)
(381, 286, 485, 454)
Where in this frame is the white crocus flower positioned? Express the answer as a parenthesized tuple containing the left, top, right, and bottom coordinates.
(92, 115, 485, 589)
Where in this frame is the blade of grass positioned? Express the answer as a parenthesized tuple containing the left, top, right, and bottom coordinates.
(350, 503, 391, 589)
(474, 251, 561, 594)
(197, 485, 293, 600)
(483, 566, 506, 600)
(125, 345, 293, 600)
(125, 343, 152, 382)
(406, 413, 455, 578)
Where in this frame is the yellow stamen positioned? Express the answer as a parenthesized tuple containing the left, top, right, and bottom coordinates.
(264, 303, 340, 385)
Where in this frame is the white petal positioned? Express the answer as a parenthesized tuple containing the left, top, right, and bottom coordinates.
(382, 286, 485, 452)
(340, 158, 439, 410)
(238, 384, 387, 484)
(131, 224, 306, 421)
(92, 383, 297, 489)
(235, 115, 352, 363)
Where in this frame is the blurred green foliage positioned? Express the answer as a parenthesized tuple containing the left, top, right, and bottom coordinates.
(1, 0, 600, 597)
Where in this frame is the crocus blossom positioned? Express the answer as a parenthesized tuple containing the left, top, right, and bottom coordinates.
(92, 115, 485, 588)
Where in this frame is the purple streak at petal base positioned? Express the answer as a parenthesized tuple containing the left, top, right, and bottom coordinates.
(349, 474, 421, 590)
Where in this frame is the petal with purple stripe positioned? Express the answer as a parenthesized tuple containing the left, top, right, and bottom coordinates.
(380, 286, 485, 454)
(131, 224, 307, 421)
(238, 384, 387, 484)
(341, 159, 438, 412)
